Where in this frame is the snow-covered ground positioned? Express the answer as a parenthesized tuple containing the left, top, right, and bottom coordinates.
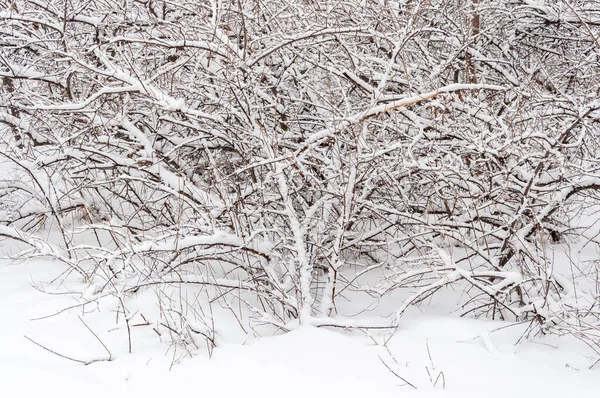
(2, 258, 599, 398)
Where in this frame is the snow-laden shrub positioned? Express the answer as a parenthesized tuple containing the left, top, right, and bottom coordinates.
(1, 0, 600, 353)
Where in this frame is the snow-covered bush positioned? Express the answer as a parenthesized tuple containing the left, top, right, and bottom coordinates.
(1, 0, 600, 351)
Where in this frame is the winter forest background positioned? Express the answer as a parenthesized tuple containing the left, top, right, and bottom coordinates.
(1, 0, 600, 394)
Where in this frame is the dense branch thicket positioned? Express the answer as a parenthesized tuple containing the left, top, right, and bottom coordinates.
(2, 0, 600, 350)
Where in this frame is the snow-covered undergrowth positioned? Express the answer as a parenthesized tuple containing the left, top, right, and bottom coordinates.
(2, 1, 600, 394)
(2, 258, 599, 398)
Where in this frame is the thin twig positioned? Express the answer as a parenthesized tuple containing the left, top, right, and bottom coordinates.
(378, 355, 417, 389)
(78, 315, 113, 361)
(24, 335, 87, 365)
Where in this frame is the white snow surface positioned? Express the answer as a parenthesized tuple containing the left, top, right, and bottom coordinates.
(1, 259, 599, 398)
